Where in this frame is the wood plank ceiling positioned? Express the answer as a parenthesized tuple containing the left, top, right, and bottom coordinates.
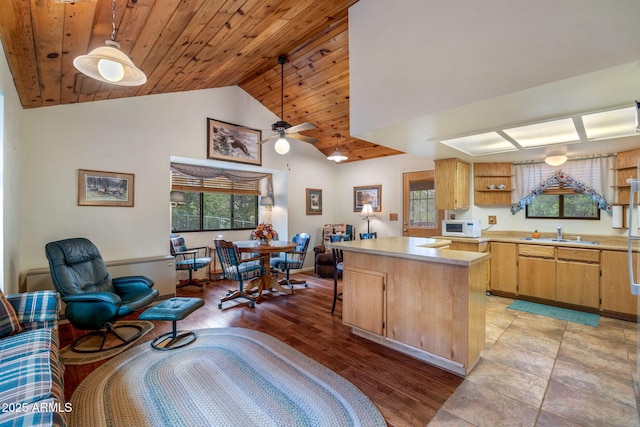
(0, 0, 403, 162)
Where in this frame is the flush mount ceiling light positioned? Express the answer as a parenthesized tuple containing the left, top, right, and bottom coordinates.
(503, 118, 580, 148)
(440, 132, 519, 156)
(544, 154, 568, 166)
(73, 0, 146, 86)
(582, 106, 638, 140)
(327, 134, 348, 162)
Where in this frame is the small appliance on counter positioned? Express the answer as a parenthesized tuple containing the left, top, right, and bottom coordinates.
(442, 219, 481, 238)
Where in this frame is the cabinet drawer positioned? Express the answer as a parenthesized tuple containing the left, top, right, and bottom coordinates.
(556, 247, 600, 263)
(518, 244, 555, 258)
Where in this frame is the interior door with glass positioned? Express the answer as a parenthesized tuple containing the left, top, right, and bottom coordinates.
(403, 171, 443, 237)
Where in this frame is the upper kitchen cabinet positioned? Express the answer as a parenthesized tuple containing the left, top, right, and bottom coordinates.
(473, 163, 514, 206)
(613, 148, 640, 205)
(435, 158, 470, 210)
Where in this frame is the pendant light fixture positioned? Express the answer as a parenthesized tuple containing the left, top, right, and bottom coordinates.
(73, 0, 147, 86)
(327, 134, 348, 162)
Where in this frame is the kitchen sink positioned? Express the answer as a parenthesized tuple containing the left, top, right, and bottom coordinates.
(519, 237, 599, 245)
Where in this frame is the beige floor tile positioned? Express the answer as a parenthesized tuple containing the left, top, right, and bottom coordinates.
(440, 381, 539, 427)
(495, 327, 561, 359)
(535, 410, 585, 427)
(507, 313, 566, 341)
(466, 358, 548, 407)
(485, 322, 506, 348)
(558, 333, 631, 376)
(427, 409, 476, 426)
(541, 380, 640, 427)
(551, 358, 637, 408)
(482, 339, 556, 379)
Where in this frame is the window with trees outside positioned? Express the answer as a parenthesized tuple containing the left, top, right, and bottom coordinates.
(170, 169, 262, 232)
(525, 189, 600, 220)
(409, 179, 438, 227)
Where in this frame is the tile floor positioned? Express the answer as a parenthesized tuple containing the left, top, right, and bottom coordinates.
(429, 296, 640, 426)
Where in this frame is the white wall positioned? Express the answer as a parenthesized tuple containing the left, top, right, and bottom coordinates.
(0, 39, 24, 293)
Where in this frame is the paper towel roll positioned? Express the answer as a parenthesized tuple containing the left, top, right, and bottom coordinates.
(612, 205, 623, 228)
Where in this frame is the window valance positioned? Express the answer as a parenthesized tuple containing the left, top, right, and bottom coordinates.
(510, 170, 612, 214)
(170, 163, 273, 197)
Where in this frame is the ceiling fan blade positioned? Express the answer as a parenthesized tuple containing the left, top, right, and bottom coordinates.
(286, 122, 316, 133)
(260, 134, 279, 144)
(287, 133, 319, 144)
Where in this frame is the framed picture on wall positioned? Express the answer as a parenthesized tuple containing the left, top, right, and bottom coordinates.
(306, 188, 322, 215)
(353, 185, 381, 212)
(78, 169, 135, 207)
(207, 118, 262, 166)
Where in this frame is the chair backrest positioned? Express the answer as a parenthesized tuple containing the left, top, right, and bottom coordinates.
(330, 234, 350, 242)
(169, 235, 188, 255)
(359, 232, 377, 240)
(45, 238, 115, 296)
(291, 233, 311, 262)
(214, 239, 242, 280)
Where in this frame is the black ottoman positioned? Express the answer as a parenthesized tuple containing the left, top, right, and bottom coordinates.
(139, 297, 204, 350)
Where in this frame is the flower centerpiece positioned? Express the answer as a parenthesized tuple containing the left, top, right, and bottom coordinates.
(253, 223, 276, 244)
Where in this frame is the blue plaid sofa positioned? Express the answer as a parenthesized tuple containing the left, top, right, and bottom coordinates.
(0, 291, 67, 427)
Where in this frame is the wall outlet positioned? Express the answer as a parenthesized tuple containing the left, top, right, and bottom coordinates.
(488, 215, 497, 225)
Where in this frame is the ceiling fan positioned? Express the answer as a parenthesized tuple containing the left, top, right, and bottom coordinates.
(260, 55, 318, 154)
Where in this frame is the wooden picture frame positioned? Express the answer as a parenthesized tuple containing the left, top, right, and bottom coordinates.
(353, 185, 381, 212)
(78, 169, 134, 207)
(207, 118, 262, 166)
(306, 188, 322, 215)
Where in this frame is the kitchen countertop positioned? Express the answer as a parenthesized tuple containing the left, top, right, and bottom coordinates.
(330, 236, 490, 266)
(439, 231, 635, 251)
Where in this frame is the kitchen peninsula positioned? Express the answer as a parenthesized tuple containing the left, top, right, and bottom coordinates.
(331, 236, 489, 376)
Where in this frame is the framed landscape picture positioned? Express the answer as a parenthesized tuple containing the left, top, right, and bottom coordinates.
(207, 118, 262, 166)
(353, 185, 381, 212)
(306, 188, 322, 215)
(78, 169, 134, 207)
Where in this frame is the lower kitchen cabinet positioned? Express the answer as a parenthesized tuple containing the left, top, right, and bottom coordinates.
(555, 247, 600, 308)
(601, 250, 639, 316)
(518, 244, 556, 300)
(489, 242, 517, 295)
(342, 267, 385, 335)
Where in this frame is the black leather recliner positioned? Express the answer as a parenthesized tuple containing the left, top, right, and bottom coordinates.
(45, 237, 158, 352)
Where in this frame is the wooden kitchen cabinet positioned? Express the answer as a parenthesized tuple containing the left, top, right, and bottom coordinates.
(341, 266, 385, 335)
(518, 244, 556, 300)
(601, 250, 639, 316)
(435, 158, 470, 210)
(555, 247, 600, 308)
(489, 242, 517, 295)
(450, 240, 490, 290)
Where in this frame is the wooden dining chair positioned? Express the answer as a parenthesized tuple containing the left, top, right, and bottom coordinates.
(359, 232, 377, 240)
(270, 233, 311, 289)
(331, 246, 344, 314)
(214, 240, 268, 309)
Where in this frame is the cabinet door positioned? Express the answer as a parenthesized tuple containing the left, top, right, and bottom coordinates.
(490, 242, 517, 294)
(556, 260, 600, 308)
(435, 159, 470, 210)
(518, 257, 555, 300)
(601, 251, 639, 315)
(342, 268, 385, 335)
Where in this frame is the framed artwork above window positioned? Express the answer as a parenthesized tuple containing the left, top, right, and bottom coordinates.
(207, 118, 262, 166)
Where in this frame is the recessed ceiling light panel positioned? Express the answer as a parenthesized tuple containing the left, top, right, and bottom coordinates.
(582, 107, 637, 140)
(440, 132, 518, 156)
(503, 118, 579, 148)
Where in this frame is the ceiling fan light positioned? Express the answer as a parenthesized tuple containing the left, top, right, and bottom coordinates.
(274, 136, 290, 155)
(327, 148, 348, 162)
(73, 41, 147, 86)
(544, 154, 568, 166)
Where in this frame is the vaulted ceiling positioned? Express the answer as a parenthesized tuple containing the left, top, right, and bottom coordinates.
(0, 0, 403, 163)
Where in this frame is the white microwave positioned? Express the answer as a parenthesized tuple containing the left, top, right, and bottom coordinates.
(442, 219, 481, 238)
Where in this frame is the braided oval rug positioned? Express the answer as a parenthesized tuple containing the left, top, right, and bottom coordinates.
(70, 327, 386, 426)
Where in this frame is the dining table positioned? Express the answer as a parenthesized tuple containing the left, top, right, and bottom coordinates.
(234, 240, 298, 299)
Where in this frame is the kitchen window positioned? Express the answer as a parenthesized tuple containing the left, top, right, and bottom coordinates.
(525, 190, 600, 220)
(171, 192, 258, 232)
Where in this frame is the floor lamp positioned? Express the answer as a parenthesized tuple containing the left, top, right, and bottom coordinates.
(360, 203, 374, 233)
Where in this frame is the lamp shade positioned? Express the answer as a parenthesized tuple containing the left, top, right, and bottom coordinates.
(327, 148, 348, 162)
(259, 196, 274, 207)
(544, 154, 568, 167)
(73, 41, 147, 86)
(170, 191, 186, 205)
(360, 203, 374, 217)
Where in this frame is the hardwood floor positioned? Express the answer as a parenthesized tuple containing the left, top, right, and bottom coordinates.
(60, 272, 463, 426)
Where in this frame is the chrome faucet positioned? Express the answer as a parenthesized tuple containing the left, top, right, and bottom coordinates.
(556, 224, 563, 240)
